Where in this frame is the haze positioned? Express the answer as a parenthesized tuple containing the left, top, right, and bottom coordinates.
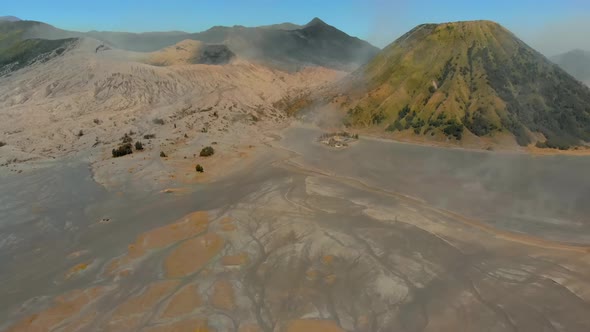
(3, 0, 590, 54)
(1, 1, 590, 332)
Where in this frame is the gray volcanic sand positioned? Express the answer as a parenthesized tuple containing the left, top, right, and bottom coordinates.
(1, 125, 590, 331)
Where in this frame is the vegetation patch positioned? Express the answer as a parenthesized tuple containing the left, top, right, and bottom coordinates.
(199, 146, 215, 157)
(112, 143, 133, 157)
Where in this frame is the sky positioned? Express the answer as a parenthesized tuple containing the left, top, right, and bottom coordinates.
(3, 0, 590, 55)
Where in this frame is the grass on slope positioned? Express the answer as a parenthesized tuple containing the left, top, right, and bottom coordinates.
(344, 21, 590, 149)
(0, 38, 75, 72)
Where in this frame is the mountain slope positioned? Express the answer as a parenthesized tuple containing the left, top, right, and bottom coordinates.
(144, 40, 235, 66)
(337, 20, 590, 149)
(0, 37, 344, 161)
(187, 18, 379, 70)
(0, 18, 379, 71)
(0, 21, 77, 75)
(551, 49, 590, 86)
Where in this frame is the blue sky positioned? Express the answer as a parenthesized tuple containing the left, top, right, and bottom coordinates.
(3, 0, 590, 53)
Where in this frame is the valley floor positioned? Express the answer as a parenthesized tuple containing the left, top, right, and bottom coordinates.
(1, 122, 590, 332)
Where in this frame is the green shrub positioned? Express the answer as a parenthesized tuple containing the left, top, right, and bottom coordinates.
(160, 151, 167, 157)
(200, 146, 215, 157)
(443, 119, 464, 140)
(398, 105, 411, 119)
(0, 141, 6, 147)
(143, 134, 156, 139)
(135, 141, 144, 150)
(112, 143, 133, 157)
(196, 164, 204, 173)
(386, 120, 404, 132)
(153, 118, 165, 125)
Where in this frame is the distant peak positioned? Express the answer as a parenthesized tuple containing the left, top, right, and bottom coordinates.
(0, 15, 21, 22)
(305, 17, 327, 27)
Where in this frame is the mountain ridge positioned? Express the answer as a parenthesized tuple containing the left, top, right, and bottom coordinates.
(0, 17, 379, 71)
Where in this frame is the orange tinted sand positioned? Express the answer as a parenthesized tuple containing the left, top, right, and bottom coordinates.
(60, 311, 97, 332)
(210, 280, 236, 311)
(65, 261, 91, 279)
(221, 223, 237, 231)
(160, 283, 202, 319)
(135, 211, 209, 253)
(222, 253, 249, 266)
(6, 286, 108, 332)
(285, 319, 345, 332)
(322, 255, 335, 265)
(145, 318, 213, 332)
(106, 211, 209, 275)
(165, 233, 224, 278)
(239, 323, 262, 332)
(219, 217, 233, 224)
(305, 269, 318, 281)
(109, 280, 179, 329)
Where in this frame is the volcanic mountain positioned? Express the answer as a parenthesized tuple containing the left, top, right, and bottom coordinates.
(551, 49, 590, 86)
(0, 18, 379, 71)
(336, 20, 590, 149)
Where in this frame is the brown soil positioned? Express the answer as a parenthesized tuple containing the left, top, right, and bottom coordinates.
(144, 318, 213, 332)
(64, 261, 91, 279)
(159, 283, 202, 319)
(221, 223, 237, 231)
(164, 232, 224, 278)
(285, 319, 345, 332)
(210, 280, 236, 311)
(60, 311, 98, 332)
(6, 286, 108, 332)
(222, 253, 249, 266)
(108, 280, 179, 329)
(106, 211, 209, 274)
(239, 323, 262, 332)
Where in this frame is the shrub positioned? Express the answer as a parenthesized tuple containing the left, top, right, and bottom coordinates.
(121, 133, 133, 143)
(371, 111, 386, 124)
(200, 146, 215, 157)
(112, 143, 133, 157)
(77, 130, 84, 137)
(160, 151, 167, 157)
(153, 118, 165, 125)
(443, 119, 464, 140)
(135, 141, 144, 150)
(0, 141, 6, 147)
(386, 120, 404, 132)
(398, 105, 411, 119)
(196, 164, 204, 173)
(143, 134, 156, 139)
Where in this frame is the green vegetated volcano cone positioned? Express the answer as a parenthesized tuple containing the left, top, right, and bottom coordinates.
(343, 20, 590, 148)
